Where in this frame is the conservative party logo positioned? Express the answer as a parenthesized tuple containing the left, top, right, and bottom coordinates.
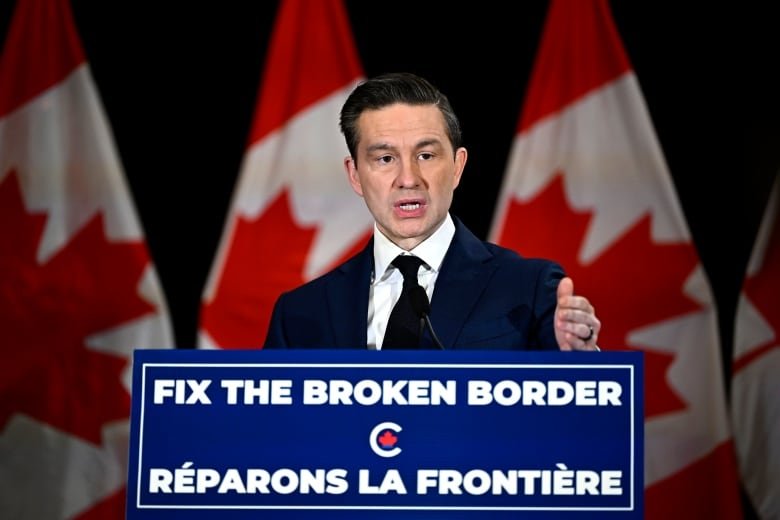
(370, 422, 403, 458)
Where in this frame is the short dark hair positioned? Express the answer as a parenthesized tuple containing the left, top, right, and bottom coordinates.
(339, 72, 463, 161)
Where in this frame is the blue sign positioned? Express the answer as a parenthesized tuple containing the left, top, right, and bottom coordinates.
(127, 349, 643, 519)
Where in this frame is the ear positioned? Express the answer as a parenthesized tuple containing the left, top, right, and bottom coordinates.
(452, 147, 468, 189)
(344, 156, 364, 197)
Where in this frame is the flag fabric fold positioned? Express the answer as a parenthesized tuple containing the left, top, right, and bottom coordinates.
(731, 173, 780, 518)
(0, 0, 174, 518)
(199, 0, 370, 349)
(489, 0, 742, 517)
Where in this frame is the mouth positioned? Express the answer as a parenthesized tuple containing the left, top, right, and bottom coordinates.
(394, 199, 427, 217)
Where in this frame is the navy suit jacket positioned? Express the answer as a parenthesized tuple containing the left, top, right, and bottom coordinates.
(263, 217, 564, 350)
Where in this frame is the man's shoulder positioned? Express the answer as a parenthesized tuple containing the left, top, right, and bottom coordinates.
(279, 246, 370, 299)
(482, 240, 562, 271)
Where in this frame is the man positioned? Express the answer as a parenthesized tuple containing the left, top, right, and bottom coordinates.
(264, 72, 600, 351)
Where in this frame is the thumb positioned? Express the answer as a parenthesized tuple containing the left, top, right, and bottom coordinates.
(557, 276, 574, 301)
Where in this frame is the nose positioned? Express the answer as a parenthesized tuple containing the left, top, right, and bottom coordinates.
(395, 159, 421, 188)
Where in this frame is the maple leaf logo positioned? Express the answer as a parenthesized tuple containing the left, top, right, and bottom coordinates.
(0, 171, 155, 445)
(201, 189, 370, 349)
(378, 430, 398, 448)
(497, 175, 701, 419)
(736, 214, 780, 371)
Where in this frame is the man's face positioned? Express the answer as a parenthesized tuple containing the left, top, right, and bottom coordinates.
(344, 103, 467, 251)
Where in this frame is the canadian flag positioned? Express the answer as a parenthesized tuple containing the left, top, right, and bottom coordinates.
(489, 0, 743, 517)
(199, 0, 371, 349)
(731, 174, 780, 518)
(0, 0, 173, 518)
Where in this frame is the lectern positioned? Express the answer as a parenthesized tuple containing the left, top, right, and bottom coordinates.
(127, 349, 643, 518)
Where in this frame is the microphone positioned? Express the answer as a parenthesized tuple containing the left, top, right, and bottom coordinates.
(410, 285, 445, 350)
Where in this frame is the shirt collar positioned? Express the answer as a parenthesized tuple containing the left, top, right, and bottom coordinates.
(373, 213, 456, 282)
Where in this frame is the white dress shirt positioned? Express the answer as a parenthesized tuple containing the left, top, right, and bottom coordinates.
(367, 213, 456, 350)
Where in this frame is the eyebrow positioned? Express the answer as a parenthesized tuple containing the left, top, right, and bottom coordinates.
(365, 142, 394, 154)
(364, 137, 444, 155)
(415, 138, 443, 150)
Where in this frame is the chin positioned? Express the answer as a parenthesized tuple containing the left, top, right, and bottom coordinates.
(399, 224, 431, 241)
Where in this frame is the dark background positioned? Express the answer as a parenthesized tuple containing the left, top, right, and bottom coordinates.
(1, 3, 777, 517)
(2, 1, 778, 360)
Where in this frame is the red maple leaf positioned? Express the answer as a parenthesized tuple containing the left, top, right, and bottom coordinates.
(0, 171, 155, 444)
(201, 189, 370, 349)
(378, 430, 398, 448)
(497, 175, 701, 419)
(736, 212, 780, 372)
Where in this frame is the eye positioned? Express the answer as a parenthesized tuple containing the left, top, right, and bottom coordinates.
(418, 152, 434, 161)
(377, 155, 394, 165)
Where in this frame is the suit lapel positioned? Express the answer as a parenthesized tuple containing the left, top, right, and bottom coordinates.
(429, 219, 497, 349)
(326, 238, 374, 348)
(324, 221, 494, 349)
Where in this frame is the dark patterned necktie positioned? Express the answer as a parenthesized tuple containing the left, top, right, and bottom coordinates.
(382, 255, 425, 349)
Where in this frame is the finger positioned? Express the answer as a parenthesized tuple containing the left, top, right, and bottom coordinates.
(557, 307, 596, 326)
(565, 332, 589, 350)
(577, 324, 595, 342)
(567, 331, 600, 351)
(557, 276, 574, 303)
